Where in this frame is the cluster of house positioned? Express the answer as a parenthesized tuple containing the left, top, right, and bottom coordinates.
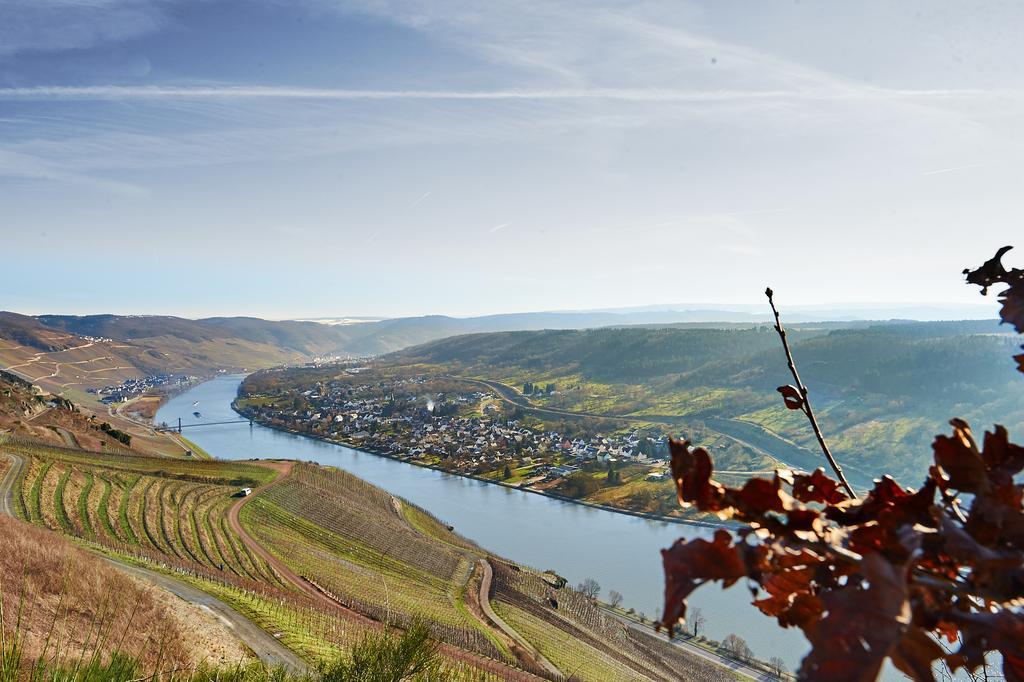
(241, 376, 673, 482)
(88, 374, 194, 404)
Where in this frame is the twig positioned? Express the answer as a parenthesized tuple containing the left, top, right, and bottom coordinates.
(765, 288, 858, 499)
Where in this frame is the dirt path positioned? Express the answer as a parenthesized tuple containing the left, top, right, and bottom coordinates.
(475, 558, 564, 679)
(229, 462, 546, 681)
(388, 496, 558, 679)
(226, 460, 337, 605)
(105, 556, 307, 672)
(0, 451, 26, 517)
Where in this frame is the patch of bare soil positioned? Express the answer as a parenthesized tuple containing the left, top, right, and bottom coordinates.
(149, 584, 253, 667)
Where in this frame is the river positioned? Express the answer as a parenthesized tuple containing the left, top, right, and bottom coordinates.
(157, 374, 808, 669)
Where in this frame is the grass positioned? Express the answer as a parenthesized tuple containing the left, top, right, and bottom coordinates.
(94, 476, 115, 539)
(28, 461, 51, 525)
(53, 467, 73, 532)
(178, 435, 213, 459)
(0, 517, 497, 680)
(117, 475, 140, 544)
(5, 440, 275, 488)
(0, 514, 199, 678)
(76, 470, 95, 538)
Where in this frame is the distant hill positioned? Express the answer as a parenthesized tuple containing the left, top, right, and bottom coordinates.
(0, 311, 78, 351)
(0, 370, 129, 451)
(0, 313, 343, 397)
(2, 305, 1011, 406)
(36, 314, 354, 356)
(386, 320, 1023, 485)
(5, 300, 1003, 365)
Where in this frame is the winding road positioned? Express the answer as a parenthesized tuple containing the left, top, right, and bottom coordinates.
(453, 375, 861, 482)
(474, 558, 563, 679)
(226, 461, 543, 681)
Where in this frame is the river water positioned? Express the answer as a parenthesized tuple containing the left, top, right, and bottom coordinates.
(157, 374, 807, 668)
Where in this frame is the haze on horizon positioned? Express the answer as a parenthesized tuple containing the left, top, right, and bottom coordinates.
(2, 1, 1023, 319)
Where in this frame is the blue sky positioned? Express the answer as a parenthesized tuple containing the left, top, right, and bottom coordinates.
(1, 0, 1020, 318)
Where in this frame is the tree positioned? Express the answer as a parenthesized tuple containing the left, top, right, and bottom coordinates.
(607, 590, 623, 609)
(721, 634, 753, 662)
(502, 463, 512, 479)
(688, 607, 706, 638)
(577, 577, 600, 600)
(769, 656, 787, 680)
(561, 472, 600, 498)
(658, 248, 1024, 682)
(606, 461, 620, 485)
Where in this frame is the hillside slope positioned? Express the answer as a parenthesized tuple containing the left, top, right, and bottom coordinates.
(3, 440, 725, 681)
(0, 508, 250, 674)
(386, 321, 1023, 484)
(0, 314, 328, 398)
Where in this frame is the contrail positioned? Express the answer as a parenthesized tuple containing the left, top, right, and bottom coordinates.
(490, 223, 510, 233)
(922, 163, 985, 176)
(409, 191, 431, 207)
(0, 85, 795, 102)
(0, 84, 1016, 103)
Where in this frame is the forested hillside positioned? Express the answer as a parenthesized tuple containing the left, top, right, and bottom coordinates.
(388, 320, 1022, 485)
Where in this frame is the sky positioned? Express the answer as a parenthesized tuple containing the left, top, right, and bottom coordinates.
(0, 0, 1021, 319)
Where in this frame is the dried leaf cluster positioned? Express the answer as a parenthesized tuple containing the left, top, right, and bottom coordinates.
(660, 247, 1024, 681)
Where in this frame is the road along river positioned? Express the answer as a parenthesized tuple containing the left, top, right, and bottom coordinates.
(157, 375, 808, 670)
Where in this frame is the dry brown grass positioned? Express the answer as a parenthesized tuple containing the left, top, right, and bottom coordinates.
(124, 396, 161, 421)
(0, 515, 195, 672)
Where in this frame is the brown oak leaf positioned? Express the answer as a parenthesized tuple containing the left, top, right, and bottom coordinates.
(932, 420, 990, 494)
(791, 468, 848, 505)
(798, 553, 911, 682)
(660, 529, 746, 630)
(668, 439, 725, 511)
(777, 384, 805, 410)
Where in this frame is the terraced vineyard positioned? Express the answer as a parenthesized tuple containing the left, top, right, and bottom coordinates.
(4, 439, 730, 681)
(490, 562, 725, 682)
(241, 462, 511, 662)
(6, 440, 288, 585)
(2, 441, 539, 679)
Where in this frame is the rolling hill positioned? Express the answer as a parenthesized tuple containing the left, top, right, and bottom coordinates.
(384, 320, 1024, 485)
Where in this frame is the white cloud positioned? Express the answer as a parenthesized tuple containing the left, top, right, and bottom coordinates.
(0, 147, 148, 196)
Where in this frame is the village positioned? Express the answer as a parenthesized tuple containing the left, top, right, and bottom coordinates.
(88, 373, 196, 404)
(236, 374, 675, 493)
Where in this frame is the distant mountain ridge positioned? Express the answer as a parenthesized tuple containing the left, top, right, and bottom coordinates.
(0, 305, 1005, 396)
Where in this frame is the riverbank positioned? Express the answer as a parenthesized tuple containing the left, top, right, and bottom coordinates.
(233, 403, 730, 531)
(157, 374, 809, 668)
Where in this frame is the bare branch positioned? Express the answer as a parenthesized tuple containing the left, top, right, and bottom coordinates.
(764, 287, 858, 499)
